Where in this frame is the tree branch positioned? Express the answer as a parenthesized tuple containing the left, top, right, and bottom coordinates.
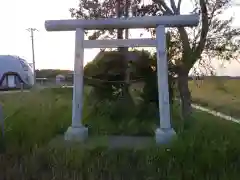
(156, 0, 174, 15)
(177, 0, 182, 13)
(194, 0, 209, 59)
(169, 0, 181, 14)
(170, 0, 178, 13)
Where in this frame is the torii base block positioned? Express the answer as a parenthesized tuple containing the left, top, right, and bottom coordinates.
(155, 128, 176, 144)
(64, 127, 176, 144)
(64, 126, 88, 142)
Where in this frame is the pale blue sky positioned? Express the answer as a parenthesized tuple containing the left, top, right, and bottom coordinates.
(0, 0, 239, 76)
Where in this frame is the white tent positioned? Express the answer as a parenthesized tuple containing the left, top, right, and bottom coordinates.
(0, 55, 34, 90)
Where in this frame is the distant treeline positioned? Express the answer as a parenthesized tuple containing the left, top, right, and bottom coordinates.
(35, 69, 73, 79)
(189, 76, 240, 80)
(35, 69, 240, 80)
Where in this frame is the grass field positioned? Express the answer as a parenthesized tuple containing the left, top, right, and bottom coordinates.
(0, 87, 240, 179)
(131, 77, 240, 118)
(189, 77, 240, 118)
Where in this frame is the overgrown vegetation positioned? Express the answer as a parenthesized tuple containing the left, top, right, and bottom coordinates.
(0, 88, 240, 179)
(84, 50, 176, 113)
(1, 0, 238, 179)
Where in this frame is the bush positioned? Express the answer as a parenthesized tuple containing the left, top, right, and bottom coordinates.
(84, 50, 176, 124)
(84, 50, 176, 102)
(84, 98, 155, 136)
(84, 51, 126, 101)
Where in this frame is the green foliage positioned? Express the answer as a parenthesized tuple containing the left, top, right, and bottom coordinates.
(84, 50, 176, 109)
(0, 89, 72, 155)
(1, 88, 240, 179)
(139, 52, 176, 108)
(84, 101, 155, 136)
(35, 69, 72, 79)
(84, 51, 126, 101)
(30, 132, 240, 180)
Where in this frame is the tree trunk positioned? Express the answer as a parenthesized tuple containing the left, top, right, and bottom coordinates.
(116, 0, 124, 52)
(116, 0, 132, 104)
(123, 0, 131, 100)
(177, 67, 192, 119)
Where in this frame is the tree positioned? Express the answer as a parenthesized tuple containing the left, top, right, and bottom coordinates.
(35, 69, 72, 78)
(70, 0, 141, 41)
(70, 0, 240, 119)
(137, 0, 240, 119)
(84, 48, 176, 107)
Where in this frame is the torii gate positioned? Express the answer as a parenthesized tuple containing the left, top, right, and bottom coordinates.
(45, 15, 199, 144)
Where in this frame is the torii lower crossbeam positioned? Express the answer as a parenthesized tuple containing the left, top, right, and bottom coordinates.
(45, 15, 199, 144)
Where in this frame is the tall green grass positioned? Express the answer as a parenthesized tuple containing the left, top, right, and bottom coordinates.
(1, 88, 240, 180)
(0, 89, 72, 154)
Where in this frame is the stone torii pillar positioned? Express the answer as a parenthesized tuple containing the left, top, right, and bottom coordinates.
(45, 15, 199, 144)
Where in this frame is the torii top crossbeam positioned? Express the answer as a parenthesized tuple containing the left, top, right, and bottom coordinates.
(45, 15, 199, 31)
